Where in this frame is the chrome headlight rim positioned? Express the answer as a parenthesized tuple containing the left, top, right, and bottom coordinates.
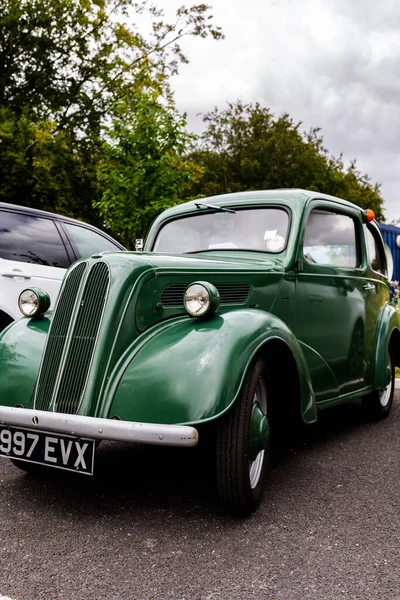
(183, 281, 220, 318)
(18, 288, 51, 318)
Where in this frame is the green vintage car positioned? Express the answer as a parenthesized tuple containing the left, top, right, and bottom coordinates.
(0, 189, 399, 516)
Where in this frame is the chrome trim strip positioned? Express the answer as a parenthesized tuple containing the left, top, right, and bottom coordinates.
(0, 407, 198, 448)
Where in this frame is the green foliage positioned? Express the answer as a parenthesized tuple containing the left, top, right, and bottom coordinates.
(0, 0, 222, 224)
(0, 0, 223, 135)
(0, 107, 103, 223)
(95, 94, 203, 246)
(186, 102, 385, 220)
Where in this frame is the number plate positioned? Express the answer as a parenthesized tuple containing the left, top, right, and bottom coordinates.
(0, 425, 95, 475)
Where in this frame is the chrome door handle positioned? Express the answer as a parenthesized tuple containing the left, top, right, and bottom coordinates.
(363, 283, 375, 290)
(1, 269, 31, 279)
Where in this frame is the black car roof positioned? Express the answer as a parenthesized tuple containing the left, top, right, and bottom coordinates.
(0, 202, 125, 249)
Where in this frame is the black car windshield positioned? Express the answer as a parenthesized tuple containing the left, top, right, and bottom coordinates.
(153, 208, 290, 254)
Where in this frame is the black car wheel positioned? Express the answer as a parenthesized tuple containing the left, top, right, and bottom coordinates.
(216, 358, 271, 517)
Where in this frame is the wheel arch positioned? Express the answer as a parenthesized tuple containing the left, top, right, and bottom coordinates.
(254, 338, 304, 423)
(373, 304, 400, 388)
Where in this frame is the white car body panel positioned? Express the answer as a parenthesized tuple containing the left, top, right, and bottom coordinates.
(0, 257, 65, 321)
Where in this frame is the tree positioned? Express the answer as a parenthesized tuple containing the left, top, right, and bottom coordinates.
(0, 107, 103, 223)
(95, 93, 203, 246)
(187, 101, 385, 220)
(0, 0, 222, 220)
(0, 0, 222, 136)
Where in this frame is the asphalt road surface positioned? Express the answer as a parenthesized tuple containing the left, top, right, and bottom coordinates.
(0, 389, 400, 600)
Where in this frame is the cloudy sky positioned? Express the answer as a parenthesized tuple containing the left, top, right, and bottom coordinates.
(166, 0, 400, 222)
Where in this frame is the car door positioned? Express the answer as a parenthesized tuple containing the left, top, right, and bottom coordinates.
(0, 210, 71, 321)
(294, 202, 371, 401)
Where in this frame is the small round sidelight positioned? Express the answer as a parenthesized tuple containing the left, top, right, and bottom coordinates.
(183, 282, 220, 318)
(18, 288, 50, 318)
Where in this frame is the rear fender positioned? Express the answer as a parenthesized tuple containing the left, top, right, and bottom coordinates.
(107, 309, 316, 426)
(373, 304, 400, 388)
(0, 316, 50, 407)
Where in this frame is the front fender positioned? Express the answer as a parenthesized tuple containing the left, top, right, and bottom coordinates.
(373, 303, 400, 388)
(0, 316, 51, 406)
(108, 309, 316, 426)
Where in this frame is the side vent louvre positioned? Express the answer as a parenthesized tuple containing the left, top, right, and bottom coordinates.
(161, 282, 251, 307)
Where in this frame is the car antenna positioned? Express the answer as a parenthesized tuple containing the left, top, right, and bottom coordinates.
(194, 202, 236, 214)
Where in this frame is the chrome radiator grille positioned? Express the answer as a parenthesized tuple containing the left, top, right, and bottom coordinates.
(35, 262, 87, 411)
(34, 261, 110, 414)
(161, 282, 251, 306)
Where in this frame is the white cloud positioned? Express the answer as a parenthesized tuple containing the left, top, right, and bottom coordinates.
(165, 0, 400, 222)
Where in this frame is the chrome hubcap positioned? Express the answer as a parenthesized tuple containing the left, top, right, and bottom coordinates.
(249, 376, 268, 490)
(379, 357, 393, 407)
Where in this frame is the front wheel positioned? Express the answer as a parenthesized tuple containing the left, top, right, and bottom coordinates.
(216, 358, 271, 517)
(362, 353, 395, 420)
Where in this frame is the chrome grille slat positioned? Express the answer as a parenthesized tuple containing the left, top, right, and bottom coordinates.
(161, 283, 251, 306)
(34, 262, 88, 411)
(54, 262, 110, 414)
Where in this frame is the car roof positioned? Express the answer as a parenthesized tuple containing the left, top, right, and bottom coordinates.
(156, 189, 366, 220)
(0, 201, 125, 249)
(1, 201, 96, 225)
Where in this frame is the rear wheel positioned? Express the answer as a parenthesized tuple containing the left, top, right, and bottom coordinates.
(362, 353, 395, 420)
(216, 358, 270, 517)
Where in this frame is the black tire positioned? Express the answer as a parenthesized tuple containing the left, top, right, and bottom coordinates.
(362, 353, 395, 420)
(216, 358, 271, 517)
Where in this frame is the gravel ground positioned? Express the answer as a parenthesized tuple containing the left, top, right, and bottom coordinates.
(0, 391, 399, 600)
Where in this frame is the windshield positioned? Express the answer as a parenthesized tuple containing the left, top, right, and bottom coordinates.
(153, 208, 290, 254)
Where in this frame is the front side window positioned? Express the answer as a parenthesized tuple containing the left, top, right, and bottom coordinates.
(64, 223, 121, 258)
(0, 211, 70, 267)
(303, 210, 359, 268)
(153, 208, 290, 254)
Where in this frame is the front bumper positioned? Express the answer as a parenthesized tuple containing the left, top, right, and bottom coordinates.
(0, 407, 198, 448)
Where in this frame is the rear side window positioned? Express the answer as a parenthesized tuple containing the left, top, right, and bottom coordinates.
(64, 223, 121, 258)
(365, 227, 386, 275)
(0, 211, 70, 268)
(303, 210, 359, 268)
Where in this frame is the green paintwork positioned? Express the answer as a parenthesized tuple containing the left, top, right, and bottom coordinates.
(372, 303, 400, 388)
(0, 314, 51, 406)
(0, 189, 399, 440)
(109, 309, 316, 425)
(249, 404, 269, 461)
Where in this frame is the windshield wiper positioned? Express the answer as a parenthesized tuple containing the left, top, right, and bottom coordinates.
(194, 202, 236, 214)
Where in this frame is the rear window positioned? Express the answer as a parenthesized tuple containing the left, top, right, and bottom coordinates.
(0, 211, 70, 268)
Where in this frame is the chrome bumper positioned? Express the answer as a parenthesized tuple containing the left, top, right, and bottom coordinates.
(0, 407, 198, 448)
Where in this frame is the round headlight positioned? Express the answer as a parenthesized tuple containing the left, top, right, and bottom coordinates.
(18, 288, 50, 318)
(184, 282, 220, 318)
